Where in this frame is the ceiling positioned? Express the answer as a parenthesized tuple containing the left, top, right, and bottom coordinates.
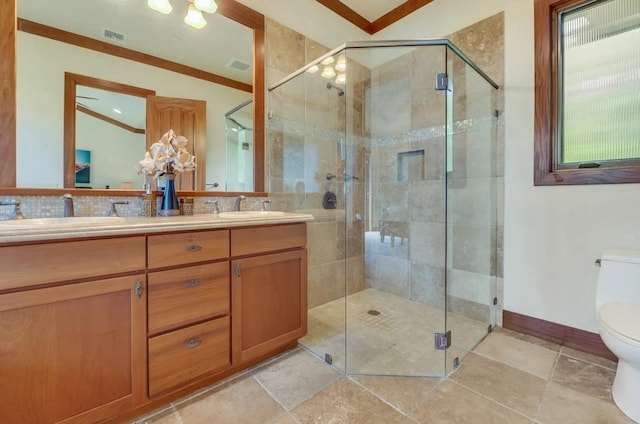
(315, 0, 434, 34)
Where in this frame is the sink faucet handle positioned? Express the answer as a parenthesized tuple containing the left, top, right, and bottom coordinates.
(261, 199, 273, 211)
(107, 200, 129, 217)
(205, 199, 220, 215)
(1, 200, 26, 220)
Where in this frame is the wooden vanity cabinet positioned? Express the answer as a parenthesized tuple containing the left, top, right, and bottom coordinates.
(146, 230, 231, 398)
(0, 237, 147, 424)
(231, 223, 307, 364)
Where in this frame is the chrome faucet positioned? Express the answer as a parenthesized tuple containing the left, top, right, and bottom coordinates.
(205, 199, 220, 215)
(107, 200, 129, 217)
(0, 200, 26, 220)
(63, 193, 74, 217)
(261, 199, 272, 211)
(234, 195, 246, 211)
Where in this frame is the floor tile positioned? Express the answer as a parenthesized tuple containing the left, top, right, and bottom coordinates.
(271, 413, 298, 424)
(561, 346, 617, 370)
(473, 332, 558, 379)
(131, 406, 181, 424)
(550, 355, 616, 401)
(175, 376, 285, 424)
(411, 380, 530, 424)
(450, 352, 546, 417)
(536, 382, 635, 424)
(291, 378, 405, 423)
(350, 375, 439, 414)
(253, 349, 343, 411)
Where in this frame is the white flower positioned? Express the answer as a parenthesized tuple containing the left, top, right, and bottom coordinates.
(135, 129, 196, 178)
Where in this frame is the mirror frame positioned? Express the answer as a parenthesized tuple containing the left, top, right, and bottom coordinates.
(0, 0, 265, 193)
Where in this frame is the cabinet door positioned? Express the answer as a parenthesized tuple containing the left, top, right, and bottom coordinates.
(232, 249, 307, 364)
(0, 275, 147, 424)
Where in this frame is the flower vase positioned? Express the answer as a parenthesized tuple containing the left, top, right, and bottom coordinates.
(158, 173, 180, 216)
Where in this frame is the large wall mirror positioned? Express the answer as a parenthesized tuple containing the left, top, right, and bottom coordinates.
(1, 0, 265, 192)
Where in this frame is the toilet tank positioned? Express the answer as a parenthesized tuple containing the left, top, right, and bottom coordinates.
(596, 250, 640, 308)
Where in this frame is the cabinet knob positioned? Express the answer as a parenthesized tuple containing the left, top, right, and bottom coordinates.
(186, 245, 202, 252)
(185, 279, 202, 288)
(135, 281, 143, 298)
(185, 339, 202, 349)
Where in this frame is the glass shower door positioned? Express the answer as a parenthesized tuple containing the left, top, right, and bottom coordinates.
(444, 47, 498, 375)
(344, 44, 449, 376)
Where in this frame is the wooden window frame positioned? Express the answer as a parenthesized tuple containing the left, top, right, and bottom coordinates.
(534, 0, 640, 185)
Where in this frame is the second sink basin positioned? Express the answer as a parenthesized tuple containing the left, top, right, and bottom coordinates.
(219, 211, 286, 219)
(0, 216, 126, 229)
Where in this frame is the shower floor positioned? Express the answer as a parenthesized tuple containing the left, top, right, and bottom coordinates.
(300, 288, 489, 376)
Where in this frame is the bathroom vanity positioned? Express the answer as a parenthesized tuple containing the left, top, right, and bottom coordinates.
(0, 214, 310, 424)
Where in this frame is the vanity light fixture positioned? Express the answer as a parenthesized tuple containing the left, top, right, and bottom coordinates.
(335, 73, 346, 85)
(335, 54, 347, 72)
(148, 0, 172, 14)
(147, 0, 218, 29)
(306, 64, 319, 74)
(321, 56, 335, 65)
(321, 65, 336, 79)
(184, 4, 207, 28)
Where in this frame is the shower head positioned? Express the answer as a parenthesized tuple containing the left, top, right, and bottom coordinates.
(326, 82, 345, 97)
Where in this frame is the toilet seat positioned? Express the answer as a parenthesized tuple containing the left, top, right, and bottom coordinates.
(598, 301, 640, 343)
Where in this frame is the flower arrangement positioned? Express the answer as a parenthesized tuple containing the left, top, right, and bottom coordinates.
(135, 129, 196, 179)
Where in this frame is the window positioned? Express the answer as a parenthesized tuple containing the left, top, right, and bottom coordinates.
(534, 0, 640, 185)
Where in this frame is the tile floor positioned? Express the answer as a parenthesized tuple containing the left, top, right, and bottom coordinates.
(302, 289, 489, 375)
(131, 327, 635, 424)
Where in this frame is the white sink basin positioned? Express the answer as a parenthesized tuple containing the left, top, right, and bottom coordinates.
(218, 211, 286, 219)
(0, 216, 126, 228)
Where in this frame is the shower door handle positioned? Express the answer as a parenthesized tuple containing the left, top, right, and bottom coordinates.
(355, 213, 363, 222)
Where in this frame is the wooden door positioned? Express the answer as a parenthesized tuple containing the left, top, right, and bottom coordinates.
(147, 96, 206, 191)
(231, 249, 307, 364)
(0, 275, 147, 424)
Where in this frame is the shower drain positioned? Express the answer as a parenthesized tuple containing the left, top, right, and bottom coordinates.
(367, 309, 381, 316)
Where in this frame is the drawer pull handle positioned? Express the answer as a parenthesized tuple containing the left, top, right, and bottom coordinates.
(186, 245, 202, 252)
(185, 279, 202, 288)
(185, 339, 202, 349)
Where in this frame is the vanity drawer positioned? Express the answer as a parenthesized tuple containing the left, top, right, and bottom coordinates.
(148, 317, 230, 397)
(147, 230, 229, 269)
(0, 236, 146, 291)
(148, 262, 230, 335)
(231, 223, 306, 257)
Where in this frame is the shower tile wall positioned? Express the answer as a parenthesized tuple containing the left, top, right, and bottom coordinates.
(266, 13, 504, 320)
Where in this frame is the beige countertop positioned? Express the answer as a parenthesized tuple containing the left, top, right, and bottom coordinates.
(0, 213, 314, 244)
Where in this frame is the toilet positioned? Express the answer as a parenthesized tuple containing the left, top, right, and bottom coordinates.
(596, 250, 640, 423)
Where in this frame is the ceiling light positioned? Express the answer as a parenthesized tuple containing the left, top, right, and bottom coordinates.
(321, 65, 336, 79)
(306, 64, 319, 74)
(148, 0, 217, 30)
(194, 0, 217, 14)
(147, 0, 172, 14)
(113, 108, 122, 114)
(335, 55, 347, 72)
(321, 56, 335, 65)
(335, 73, 346, 85)
(184, 4, 207, 29)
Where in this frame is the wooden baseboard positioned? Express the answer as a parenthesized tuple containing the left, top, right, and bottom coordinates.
(503, 310, 616, 361)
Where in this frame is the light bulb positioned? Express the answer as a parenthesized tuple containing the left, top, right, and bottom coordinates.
(184, 4, 207, 29)
(321, 65, 336, 79)
(321, 56, 335, 65)
(306, 64, 319, 74)
(194, 0, 217, 14)
(148, 0, 172, 14)
(335, 73, 346, 84)
(335, 54, 347, 72)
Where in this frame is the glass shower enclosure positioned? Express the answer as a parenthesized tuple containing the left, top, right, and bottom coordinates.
(268, 40, 499, 377)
